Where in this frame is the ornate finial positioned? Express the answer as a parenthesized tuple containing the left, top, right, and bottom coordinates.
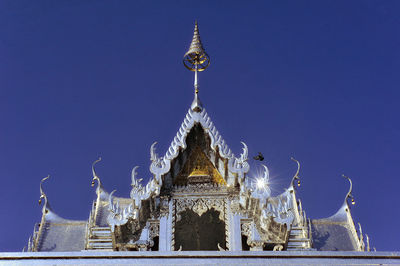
(358, 222, 363, 238)
(358, 222, 365, 251)
(183, 21, 210, 72)
(150, 142, 160, 165)
(290, 157, 301, 188)
(184, 21, 210, 112)
(190, 90, 203, 112)
(308, 218, 312, 240)
(342, 174, 355, 206)
(366, 234, 370, 252)
(131, 166, 143, 187)
(91, 157, 102, 189)
(39, 175, 50, 206)
(109, 189, 117, 209)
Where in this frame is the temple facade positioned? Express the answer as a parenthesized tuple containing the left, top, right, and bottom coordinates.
(13, 23, 400, 266)
(26, 22, 367, 254)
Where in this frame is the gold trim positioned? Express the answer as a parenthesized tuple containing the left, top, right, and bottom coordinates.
(175, 145, 226, 186)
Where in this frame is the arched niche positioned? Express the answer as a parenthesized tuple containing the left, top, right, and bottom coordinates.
(174, 208, 226, 251)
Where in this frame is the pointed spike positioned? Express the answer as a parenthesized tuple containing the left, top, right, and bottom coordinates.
(211, 126, 216, 134)
(206, 120, 211, 128)
(224, 145, 229, 154)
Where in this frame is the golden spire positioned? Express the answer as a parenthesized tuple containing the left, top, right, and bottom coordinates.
(183, 21, 210, 112)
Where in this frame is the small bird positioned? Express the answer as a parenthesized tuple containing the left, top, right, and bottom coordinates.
(253, 152, 264, 161)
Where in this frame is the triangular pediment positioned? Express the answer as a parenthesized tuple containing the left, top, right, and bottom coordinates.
(158, 123, 228, 189)
(151, 107, 249, 191)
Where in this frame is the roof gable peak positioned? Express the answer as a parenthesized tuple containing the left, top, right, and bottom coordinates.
(150, 106, 250, 189)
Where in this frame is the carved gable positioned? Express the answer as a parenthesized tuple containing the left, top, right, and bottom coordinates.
(162, 123, 227, 189)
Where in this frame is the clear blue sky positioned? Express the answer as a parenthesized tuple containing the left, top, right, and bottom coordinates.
(1, 1, 399, 252)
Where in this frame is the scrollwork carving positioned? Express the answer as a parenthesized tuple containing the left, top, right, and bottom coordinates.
(107, 190, 135, 231)
(175, 198, 225, 222)
(160, 197, 170, 217)
(263, 189, 294, 229)
(150, 142, 171, 185)
(129, 165, 161, 211)
(228, 142, 250, 185)
(192, 200, 209, 217)
(241, 221, 252, 238)
(149, 223, 159, 239)
(173, 183, 226, 194)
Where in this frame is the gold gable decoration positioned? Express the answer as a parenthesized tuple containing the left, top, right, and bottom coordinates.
(188, 150, 211, 177)
(174, 146, 226, 186)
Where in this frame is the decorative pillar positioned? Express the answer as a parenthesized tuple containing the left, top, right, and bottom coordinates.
(167, 199, 173, 251)
(158, 197, 171, 251)
(230, 214, 242, 251)
(159, 215, 168, 251)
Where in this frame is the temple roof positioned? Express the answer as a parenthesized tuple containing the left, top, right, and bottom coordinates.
(311, 203, 360, 251)
(35, 209, 86, 252)
(311, 222, 359, 251)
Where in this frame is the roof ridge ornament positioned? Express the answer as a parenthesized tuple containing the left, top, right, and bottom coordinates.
(91, 157, 102, 191)
(131, 166, 143, 187)
(91, 157, 112, 202)
(107, 190, 134, 232)
(183, 21, 210, 112)
(342, 174, 355, 206)
(39, 175, 50, 213)
(290, 157, 301, 189)
(358, 222, 366, 251)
